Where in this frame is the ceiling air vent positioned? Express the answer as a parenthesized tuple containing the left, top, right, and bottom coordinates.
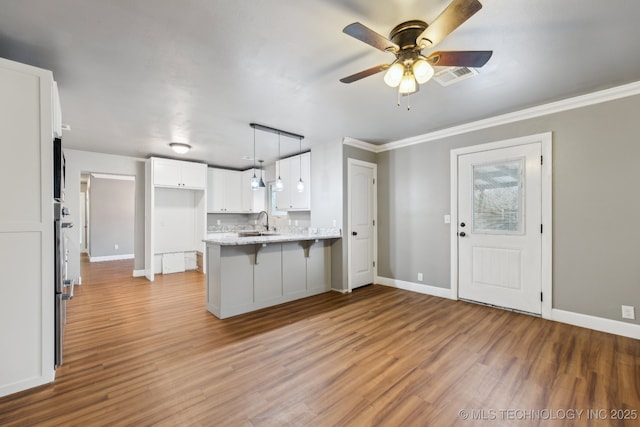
(433, 66, 478, 87)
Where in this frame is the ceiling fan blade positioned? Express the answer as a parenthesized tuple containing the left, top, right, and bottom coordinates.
(417, 0, 483, 48)
(426, 50, 492, 67)
(343, 22, 399, 53)
(340, 64, 391, 83)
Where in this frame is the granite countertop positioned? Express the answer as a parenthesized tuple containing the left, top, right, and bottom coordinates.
(204, 231, 342, 246)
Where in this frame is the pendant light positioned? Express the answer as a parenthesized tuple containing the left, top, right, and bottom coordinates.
(275, 133, 284, 191)
(296, 136, 304, 192)
(250, 127, 259, 190)
(258, 160, 266, 188)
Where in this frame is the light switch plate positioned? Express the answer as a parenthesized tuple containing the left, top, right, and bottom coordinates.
(444, 214, 451, 224)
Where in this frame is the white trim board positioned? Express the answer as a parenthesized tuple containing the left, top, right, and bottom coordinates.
(551, 309, 640, 340)
(89, 254, 135, 262)
(376, 276, 454, 300)
(342, 80, 640, 153)
(132, 269, 145, 277)
(375, 277, 640, 339)
(343, 137, 380, 153)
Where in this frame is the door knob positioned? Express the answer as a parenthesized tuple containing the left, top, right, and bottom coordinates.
(352, 231, 358, 236)
(460, 222, 466, 227)
(459, 231, 466, 237)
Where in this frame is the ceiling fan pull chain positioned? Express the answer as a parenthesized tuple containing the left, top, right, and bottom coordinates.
(407, 93, 411, 111)
(397, 90, 401, 107)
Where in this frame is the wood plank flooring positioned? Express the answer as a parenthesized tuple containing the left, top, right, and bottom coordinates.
(1, 257, 639, 426)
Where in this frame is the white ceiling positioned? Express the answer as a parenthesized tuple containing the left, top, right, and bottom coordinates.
(2, 0, 640, 169)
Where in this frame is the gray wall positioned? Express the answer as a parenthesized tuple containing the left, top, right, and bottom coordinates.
(89, 176, 135, 257)
(377, 93, 640, 324)
(65, 150, 146, 281)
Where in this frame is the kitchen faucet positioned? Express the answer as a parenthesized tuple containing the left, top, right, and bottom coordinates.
(257, 211, 269, 231)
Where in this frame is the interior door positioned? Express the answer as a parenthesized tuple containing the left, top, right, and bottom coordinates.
(349, 160, 375, 289)
(458, 143, 542, 313)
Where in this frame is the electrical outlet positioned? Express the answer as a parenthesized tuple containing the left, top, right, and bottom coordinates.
(114, 244, 119, 250)
(417, 272, 423, 282)
(621, 305, 635, 320)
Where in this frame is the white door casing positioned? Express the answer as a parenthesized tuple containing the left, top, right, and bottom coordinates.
(348, 159, 377, 290)
(450, 133, 552, 318)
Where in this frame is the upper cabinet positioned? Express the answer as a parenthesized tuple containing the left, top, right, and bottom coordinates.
(275, 152, 311, 211)
(152, 158, 207, 189)
(207, 168, 266, 214)
(52, 81, 62, 138)
(207, 168, 242, 213)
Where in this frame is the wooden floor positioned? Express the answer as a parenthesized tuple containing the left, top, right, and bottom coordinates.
(1, 258, 639, 426)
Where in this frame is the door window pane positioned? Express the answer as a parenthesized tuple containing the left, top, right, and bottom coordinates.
(472, 159, 523, 233)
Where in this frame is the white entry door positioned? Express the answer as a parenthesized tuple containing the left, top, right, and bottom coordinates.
(348, 160, 376, 289)
(458, 143, 542, 314)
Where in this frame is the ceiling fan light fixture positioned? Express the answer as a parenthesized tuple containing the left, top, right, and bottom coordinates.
(170, 142, 191, 154)
(399, 73, 417, 94)
(383, 62, 404, 87)
(413, 59, 434, 84)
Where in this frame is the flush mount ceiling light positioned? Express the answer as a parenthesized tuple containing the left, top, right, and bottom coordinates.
(170, 142, 191, 154)
(339, 0, 493, 109)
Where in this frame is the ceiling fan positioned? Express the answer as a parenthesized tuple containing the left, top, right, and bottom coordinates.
(340, 0, 492, 102)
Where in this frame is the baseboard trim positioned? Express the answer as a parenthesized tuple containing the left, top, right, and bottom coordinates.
(551, 309, 640, 340)
(331, 287, 350, 294)
(376, 277, 640, 339)
(376, 276, 454, 300)
(0, 369, 55, 398)
(89, 254, 134, 263)
(132, 269, 145, 277)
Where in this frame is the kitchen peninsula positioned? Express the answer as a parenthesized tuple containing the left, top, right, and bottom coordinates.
(204, 231, 341, 319)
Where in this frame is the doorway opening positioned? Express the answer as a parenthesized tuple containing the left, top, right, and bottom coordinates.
(81, 173, 136, 263)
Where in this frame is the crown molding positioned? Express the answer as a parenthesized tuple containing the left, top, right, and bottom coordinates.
(342, 136, 380, 153)
(362, 80, 640, 153)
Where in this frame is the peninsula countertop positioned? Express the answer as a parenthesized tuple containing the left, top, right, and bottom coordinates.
(204, 230, 342, 246)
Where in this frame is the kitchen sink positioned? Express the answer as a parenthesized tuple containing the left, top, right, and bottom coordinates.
(236, 231, 281, 237)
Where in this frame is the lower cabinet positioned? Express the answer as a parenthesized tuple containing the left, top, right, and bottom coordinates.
(206, 239, 334, 319)
(254, 244, 283, 303)
(282, 242, 307, 297)
(307, 240, 331, 292)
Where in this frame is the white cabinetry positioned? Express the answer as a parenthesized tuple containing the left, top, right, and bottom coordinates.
(152, 157, 207, 189)
(207, 168, 242, 213)
(145, 158, 207, 281)
(0, 58, 56, 397)
(241, 169, 266, 213)
(275, 152, 311, 211)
